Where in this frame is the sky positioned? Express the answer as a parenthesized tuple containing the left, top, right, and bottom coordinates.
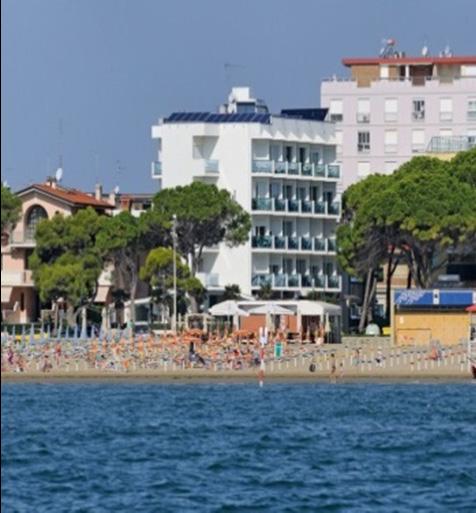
(1, 0, 475, 193)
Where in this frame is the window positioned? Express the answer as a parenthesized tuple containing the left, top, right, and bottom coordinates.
(357, 131, 370, 153)
(440, 98, 453, 121)
(285, 146, 293, 162)
(270, 144, 281, 162)
(357, 99, 370, 123)
(357, 162, 370, 178)
(384, 98, 398, 122)
(412, 100, 425, 121)
(380, 65, 389, 79)
(329, 100, 343, 122)
(468, 98, 476, 121)
(384, 130, 398, 153)
(25, 205, 48, 240)
(412, 129, 425, 153)
(384, 161, 398, 174)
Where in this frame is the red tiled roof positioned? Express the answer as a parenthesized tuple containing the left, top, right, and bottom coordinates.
(342, 55, 476, 67)
(20, 184, 114, 209)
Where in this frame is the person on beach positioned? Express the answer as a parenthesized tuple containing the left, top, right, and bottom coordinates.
(329, 352, 337, 382)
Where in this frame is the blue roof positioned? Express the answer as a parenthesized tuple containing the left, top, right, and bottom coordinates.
(164, 112, 271, 124)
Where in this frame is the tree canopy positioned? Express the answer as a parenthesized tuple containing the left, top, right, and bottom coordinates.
(30, 208, 107, 320)
(337, 151, 476, 328)
(1, 184, 21, 233)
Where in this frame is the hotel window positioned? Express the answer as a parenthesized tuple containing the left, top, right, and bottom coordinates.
(357, 131, 370, 153)
(384, 161, 398, 174)
(335, 130, 343, 155)
(356, 99, 370, 123)
(468, 98, 476, 120)
(412, 129, 425, 153)
(357, 162, 370, 178)
(439, 98, 453, 121)
(384, 98, 398, 122)
(329, 100, 343, 122)
(412, 99, 425, 121)
(384, 130, 398, 153)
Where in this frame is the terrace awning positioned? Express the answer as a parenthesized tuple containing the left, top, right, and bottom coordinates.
(1, 287, 13, 304)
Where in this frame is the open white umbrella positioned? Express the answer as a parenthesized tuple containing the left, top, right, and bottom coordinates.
(249, 303, 295, 332)
(209, 300, 249, 317)
(248, 303, 295, 316)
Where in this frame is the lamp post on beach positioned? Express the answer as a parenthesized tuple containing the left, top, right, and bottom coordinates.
(171, 214, 178, 333)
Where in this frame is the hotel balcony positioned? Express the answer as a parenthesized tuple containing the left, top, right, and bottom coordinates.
(252, 160, 340, 181)
(251, 198, 341, 218)
(252, 235, 337, 254)
(151, 161, 162, 179)
(251, 273, 341, 291)
(9, 232, 36, 248)
(1, 271, 34, 287)
(196, 272, 221, 288)
(192, 159, 220, 178)
(426, 135, 476, 154)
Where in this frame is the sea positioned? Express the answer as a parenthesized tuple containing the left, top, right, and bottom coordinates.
(2, 381, 476, 513)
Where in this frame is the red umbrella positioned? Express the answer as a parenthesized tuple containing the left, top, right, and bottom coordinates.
(466, 305, 476, 312)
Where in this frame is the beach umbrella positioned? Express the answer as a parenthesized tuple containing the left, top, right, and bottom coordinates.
(466, 305, 476, 313)
(29, 323, 35, 345)
(12, 325, 16, 341)
(21, 324, 26, 345)
(46, 324, 51, 341)
(73, 324, 79, 341)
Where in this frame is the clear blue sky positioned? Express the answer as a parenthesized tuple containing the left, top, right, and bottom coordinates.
(1, 0, 475, 193)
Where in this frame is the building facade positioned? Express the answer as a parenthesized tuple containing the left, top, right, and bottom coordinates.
(1, 179, 114, 324)
(152, 87, 342, 301)
(321, 50, 476, 188)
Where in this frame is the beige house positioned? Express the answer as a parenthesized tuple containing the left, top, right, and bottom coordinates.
(1, 179, 113, 324)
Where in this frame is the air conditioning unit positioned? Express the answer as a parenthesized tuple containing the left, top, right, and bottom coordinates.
(357, 113, 370, 123)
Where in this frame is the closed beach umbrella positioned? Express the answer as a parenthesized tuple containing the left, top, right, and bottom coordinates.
(21, 324, 26, 345)
(29, 323, 35, 344)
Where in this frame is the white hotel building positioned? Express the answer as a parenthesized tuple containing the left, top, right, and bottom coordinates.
(321, 52, 476, 188)
(151, 88, 342, 301)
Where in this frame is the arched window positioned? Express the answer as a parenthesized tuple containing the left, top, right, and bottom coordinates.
(25, 205, 48, 239)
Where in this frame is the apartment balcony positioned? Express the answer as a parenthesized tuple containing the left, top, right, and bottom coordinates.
(192, 159, 220, 177)
(151, 161, 162, 179)
(9, 232, 36, 248)
(251, 198, 341, 218)
(427, 136, 476, 154)
(196, 272, 221, 288)
(1, 271, 34, 287)
(251, 236, 337, 254)
(251, 273, 341, 291)
(252, 160, 340, 180)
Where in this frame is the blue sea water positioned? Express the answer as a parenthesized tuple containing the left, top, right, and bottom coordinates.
(2, 382, 476, 513)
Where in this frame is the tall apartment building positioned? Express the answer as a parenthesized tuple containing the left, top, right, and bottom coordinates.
(151, 87, 342, 302)
(321, 48, 476, 188)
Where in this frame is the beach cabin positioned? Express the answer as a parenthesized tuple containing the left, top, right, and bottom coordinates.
(391, 289, 476, 346)
(209, 299, 342, 343)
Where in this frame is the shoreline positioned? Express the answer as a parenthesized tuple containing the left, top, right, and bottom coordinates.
(2, 368, 473, 383)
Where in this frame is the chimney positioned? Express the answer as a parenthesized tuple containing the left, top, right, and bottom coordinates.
(95, 183, 103, 201)
(46, 176, 57, 189)
(109, 190, 117, 206)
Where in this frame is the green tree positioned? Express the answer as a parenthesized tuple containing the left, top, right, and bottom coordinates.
(151, 182, 251, 311)
(1, 184, 21, 233)
(96, 211, 167, 325)
(223, 284, 242, 301)
(29, 208, 106, 327)
(140, 247, 204, 318)
(256, 282, 273, 300)
(450, 147, 476, 187)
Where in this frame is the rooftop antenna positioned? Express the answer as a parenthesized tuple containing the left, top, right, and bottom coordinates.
(55, 118, 64, 183)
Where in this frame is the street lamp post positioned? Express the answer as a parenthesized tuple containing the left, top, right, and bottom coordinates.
(172, 214, 178, 333)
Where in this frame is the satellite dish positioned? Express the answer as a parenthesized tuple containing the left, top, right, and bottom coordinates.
(114, 185, 120, 195)
(55, 167, 63, 182)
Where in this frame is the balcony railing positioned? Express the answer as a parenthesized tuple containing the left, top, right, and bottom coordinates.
(252, 161, 340, 180)
(251, 273, 341, 290)
(197, 272, 220, 287)
(427, 135, 476, 154)
(9, 232, 36, 246)
(252, 198, 341, 217)
(1, 270, 34, 286)
(251, 236, 337, 253)
(151, 161, 162, 178)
